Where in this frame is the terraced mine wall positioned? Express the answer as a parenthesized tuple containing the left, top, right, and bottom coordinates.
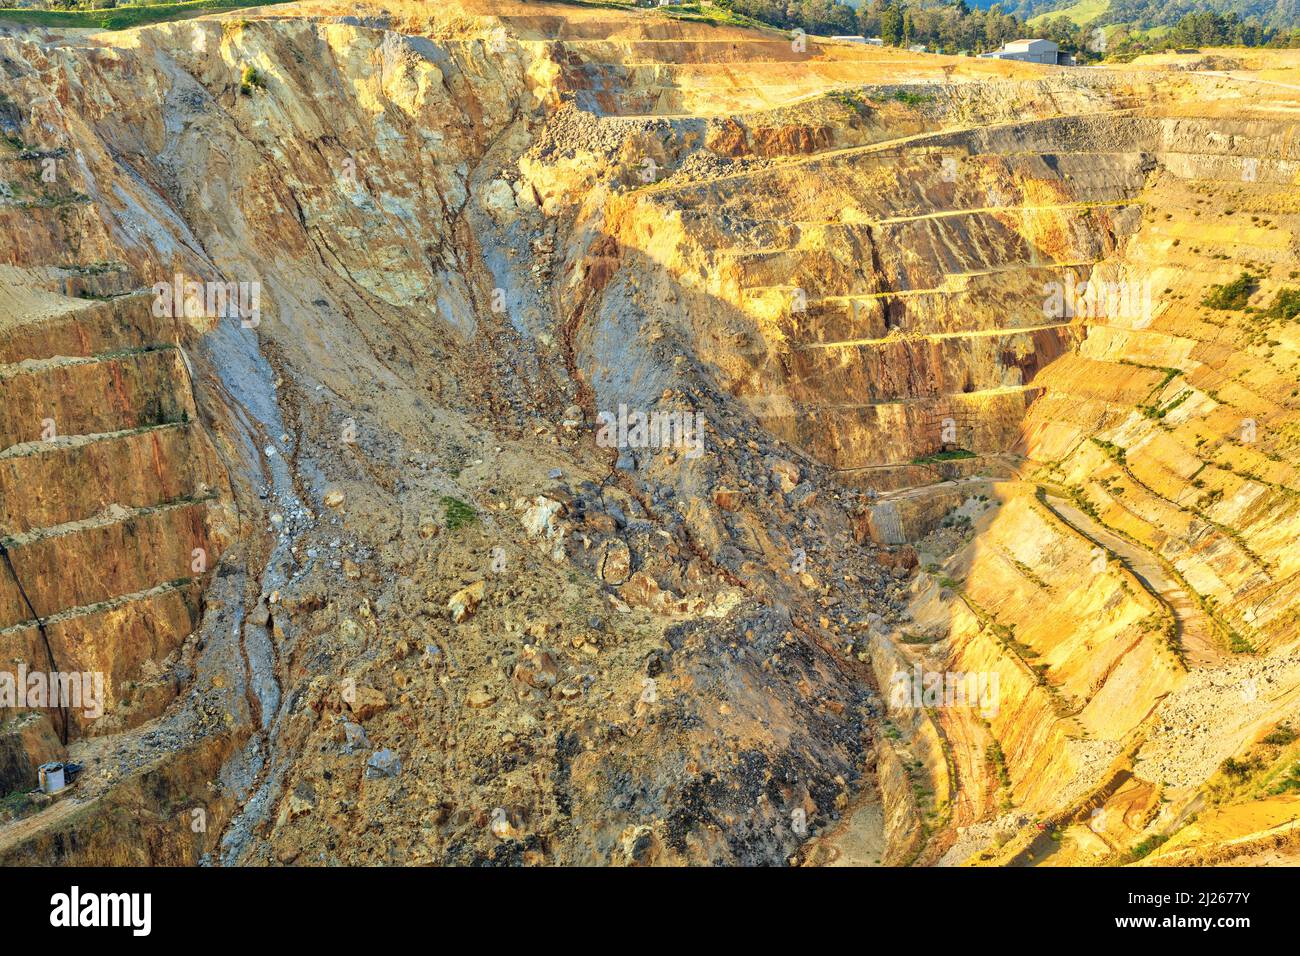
(0, 4, 890, 865)
(0, 295, 230, 742)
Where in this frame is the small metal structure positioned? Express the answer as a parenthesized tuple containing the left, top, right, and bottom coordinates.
(38, 761, 66, 795)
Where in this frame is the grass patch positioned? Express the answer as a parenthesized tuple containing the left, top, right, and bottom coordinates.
(1122, 833, 1168, 863)
(898, 630, 940, 645)
(441, 496, 477, 532)
(1027, 0, 1109, 27)
(912, 448, 975, 465)
(1064, 483, 1099, 518)
(0, 0, 294, 31)
(1138, 610, 1179, 656)
(0, 788, 34, 823)
(551, 0, 772, 32)
(659, 1, 768, 30)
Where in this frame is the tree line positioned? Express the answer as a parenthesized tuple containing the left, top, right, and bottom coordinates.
(1034, 9, 1300, 55)
(714, 0, 1300, 54)
(717, 0, 1044, 54)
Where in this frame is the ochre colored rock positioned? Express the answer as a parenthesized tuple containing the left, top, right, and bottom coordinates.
(448, 581, 486, 623)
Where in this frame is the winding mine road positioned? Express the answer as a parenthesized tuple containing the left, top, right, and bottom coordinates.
(798, 318, 1078, 350)
(858, 473, 1230, 668)
(1037, 491, 1227, 668)
(641, 108, 1140, 195)
(0, 795, 86, 859)
(1192, 70, 1300, 94)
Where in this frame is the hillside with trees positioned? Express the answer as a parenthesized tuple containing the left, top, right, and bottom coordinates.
(720, 0, 1041, 54)
(716, 0, 1300, 54)
(983, 0, 1300, 33)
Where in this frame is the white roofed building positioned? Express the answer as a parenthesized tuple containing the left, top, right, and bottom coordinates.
(978, 39, 1072, 65)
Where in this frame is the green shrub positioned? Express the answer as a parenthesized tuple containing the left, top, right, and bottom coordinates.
(1220, 756, 1257, 780)
(1090, 438, 1127, 465)
(912, 448, 975, 464)
(240, 65, 265, 96)
(985, 741, 1011, 789)
(1263, 725, 1297, 746)
(887, 88, 935, 107)
(1264, 288, 1300, 322)
(1202, 272, 1257, 311)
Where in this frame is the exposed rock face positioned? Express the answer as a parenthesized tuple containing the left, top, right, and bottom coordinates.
(0, 290, 233, 747)
(0, 0, 1297, 868)
(597, 539, 631, 585)
(447, 581, 486, 624)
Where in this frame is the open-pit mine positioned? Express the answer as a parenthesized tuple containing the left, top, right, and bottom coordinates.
(0, 0, 1298, 869)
